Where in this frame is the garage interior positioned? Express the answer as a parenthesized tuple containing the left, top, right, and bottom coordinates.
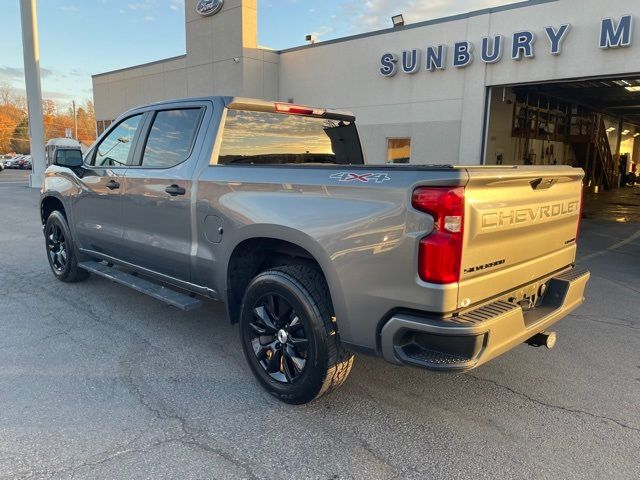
(484, 76, 640, 191)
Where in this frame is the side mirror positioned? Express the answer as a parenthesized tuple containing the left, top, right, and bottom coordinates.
(55, 150, 84, 168)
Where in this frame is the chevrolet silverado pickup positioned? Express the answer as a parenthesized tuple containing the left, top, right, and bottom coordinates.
(40, 97, 590, 404)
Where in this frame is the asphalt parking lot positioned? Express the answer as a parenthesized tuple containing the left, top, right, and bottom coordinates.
(1, 176, 639, 480)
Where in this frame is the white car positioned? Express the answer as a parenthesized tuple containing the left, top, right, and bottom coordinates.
(0, 154, 13, 170)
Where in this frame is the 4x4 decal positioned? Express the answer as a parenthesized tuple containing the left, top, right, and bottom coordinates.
(330, 172, 391, 184)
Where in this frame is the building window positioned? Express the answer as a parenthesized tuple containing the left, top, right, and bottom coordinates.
(96, 120, 114, 137)
(387, 138, 411, 164)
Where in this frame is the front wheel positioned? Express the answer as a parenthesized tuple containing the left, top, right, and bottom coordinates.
(44, 211, 89, 283)
(240, 265, 354, 404)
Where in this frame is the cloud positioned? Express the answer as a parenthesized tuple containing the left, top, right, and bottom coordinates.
(340, 0, 525, 32)
(0, 66, 54, 80)
(127, 2, 149, 10)
(311, 25, 334, 40)
(0, 66, 25, 80)
(169, 0, 183, 11)
(59, 5, 80, 13)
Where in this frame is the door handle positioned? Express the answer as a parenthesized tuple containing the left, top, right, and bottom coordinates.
(106, 179, 120, 190)
(165, 184, 186, 196)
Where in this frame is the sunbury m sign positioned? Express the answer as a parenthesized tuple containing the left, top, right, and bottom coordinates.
(380, 15, 633, 76)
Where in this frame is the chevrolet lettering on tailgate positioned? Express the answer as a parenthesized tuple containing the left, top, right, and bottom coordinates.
(482, 200, 580, 229)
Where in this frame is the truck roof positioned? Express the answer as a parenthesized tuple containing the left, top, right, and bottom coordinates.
(122, 96, 356, 122)
(46, 138, 82, 148)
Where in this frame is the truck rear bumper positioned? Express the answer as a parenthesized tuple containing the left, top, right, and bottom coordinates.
(380, 266, 590, 371)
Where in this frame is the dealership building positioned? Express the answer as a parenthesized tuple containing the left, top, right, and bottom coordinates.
(93, 0, 640, 189)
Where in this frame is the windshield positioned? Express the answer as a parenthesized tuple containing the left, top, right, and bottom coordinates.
(217, 109, 364, 165)
(57, 149, 83, 163)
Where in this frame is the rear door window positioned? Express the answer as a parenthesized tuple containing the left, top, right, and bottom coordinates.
(140, 108, 203, 168)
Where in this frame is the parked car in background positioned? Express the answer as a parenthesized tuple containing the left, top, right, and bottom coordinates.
(46, 138, 83, 168)
(21, 155, 32, 170)
(0, 154, 13, 170)
(4, 156, 24, 168)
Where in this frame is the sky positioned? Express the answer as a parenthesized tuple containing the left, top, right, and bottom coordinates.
(0, 0, 521, 109)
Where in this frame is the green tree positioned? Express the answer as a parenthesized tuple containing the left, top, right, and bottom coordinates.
(11, 116, 30, 154)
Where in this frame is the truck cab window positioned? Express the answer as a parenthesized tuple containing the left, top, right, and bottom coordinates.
(217, 109, 364, 165)
(140, 108, 202, 168)
(92, 114, 142, 167)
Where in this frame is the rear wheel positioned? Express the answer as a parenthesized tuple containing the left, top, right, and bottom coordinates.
(240, 265, 354, 404)
(44, 211, 89, 283)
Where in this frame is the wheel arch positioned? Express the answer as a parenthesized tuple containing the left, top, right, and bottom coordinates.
(224, 227, 347, 336)
(40, 194, 67, 224)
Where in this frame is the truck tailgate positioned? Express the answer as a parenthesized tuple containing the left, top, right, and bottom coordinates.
(458, 166, 584, 309)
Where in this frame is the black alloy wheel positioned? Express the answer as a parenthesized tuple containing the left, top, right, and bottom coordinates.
(43, 210, 89, 283)
(240, 265, 354, 404)
(46, 222, 68, 273)
(249, 293, 309, 384)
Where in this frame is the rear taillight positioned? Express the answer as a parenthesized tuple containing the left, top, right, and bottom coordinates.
(412, 187, 465, 284)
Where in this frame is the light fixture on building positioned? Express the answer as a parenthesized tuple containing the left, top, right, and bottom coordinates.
(392, 14, 405, 28)
(305, 34, 316, 44)
(622, 129, 631, 135)
(625, 86, 640, 92)
(606, 127, 616, 133)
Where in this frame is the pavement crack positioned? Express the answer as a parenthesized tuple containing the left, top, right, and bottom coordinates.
(467, 374, 640, 434)
(570, 313, 640, 331)
(591, 273, 640, 294)
(117, 344, 260, 480)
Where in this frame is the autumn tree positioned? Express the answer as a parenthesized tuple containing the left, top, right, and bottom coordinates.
(0, 82, 96, 154)
(0, 82, 26, 154)
(76, 100, 96, 144)
(11, 117, 30, 154)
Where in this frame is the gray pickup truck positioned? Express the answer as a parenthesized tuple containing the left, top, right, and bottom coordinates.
(40, 97, 590, 404)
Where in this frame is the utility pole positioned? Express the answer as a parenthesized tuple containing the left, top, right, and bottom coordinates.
(19, 0, 46, 188)
(72, 100, 78, 139)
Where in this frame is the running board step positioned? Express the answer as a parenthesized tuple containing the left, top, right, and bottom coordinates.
(78, 261, 203, 311)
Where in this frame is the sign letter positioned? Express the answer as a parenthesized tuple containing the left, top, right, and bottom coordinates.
(453, 41, 473, 68)
(600, 15, 633, 49)
(402, 49, 421, 74)
(545, 24, 571, 55)
(380, 53, 398, 77)
(426, 45, 446, 71)
(481, 35, 503, 63)
(512, 31, 536, 60)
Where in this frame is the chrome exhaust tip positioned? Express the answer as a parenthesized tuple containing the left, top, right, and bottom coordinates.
(526, 331, 557, 350)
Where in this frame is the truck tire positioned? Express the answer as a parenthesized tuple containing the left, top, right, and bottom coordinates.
(239, 265, 354, 404)
(44, 211, 89, 283)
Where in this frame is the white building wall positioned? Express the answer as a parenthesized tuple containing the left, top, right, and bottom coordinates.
(278, 0, 640, 165)
(93, 0, 640, 166)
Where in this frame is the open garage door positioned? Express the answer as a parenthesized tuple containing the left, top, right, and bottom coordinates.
(484, 77, 640, 190)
